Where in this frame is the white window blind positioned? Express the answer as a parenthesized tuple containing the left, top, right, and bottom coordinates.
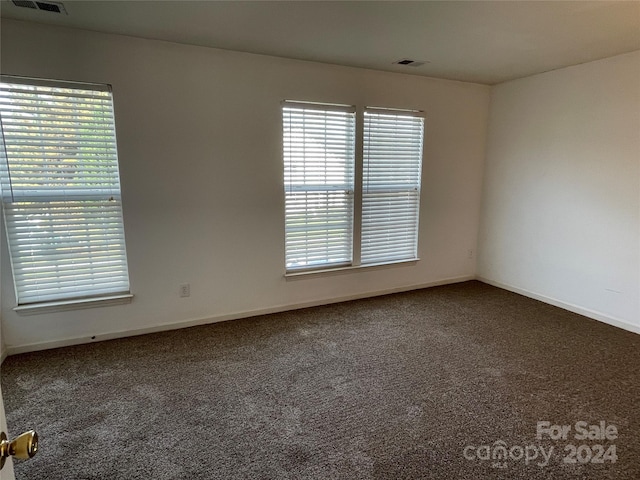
(283, 102, 355, 271)
(362, 109, 423, 264)
(0, 76, 130, 305)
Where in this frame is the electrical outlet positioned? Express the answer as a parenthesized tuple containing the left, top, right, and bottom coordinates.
(179, 283, 190, 297)
(468, 249, 474, 260)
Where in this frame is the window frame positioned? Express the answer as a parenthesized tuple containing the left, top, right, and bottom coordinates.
(0, 75, 132, 311)
(282, 101, 424, 275)
(282, 101, 357, 272)
(361, 107, 424, 265)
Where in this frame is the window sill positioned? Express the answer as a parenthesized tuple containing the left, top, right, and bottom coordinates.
(14, 294, 133, 316)
(285, 258, 419, 280)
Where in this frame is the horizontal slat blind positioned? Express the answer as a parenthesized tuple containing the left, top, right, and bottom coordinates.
(0, 78, 130, 304)
(362, 110, 423, 264)
(283, 103, 355, 270)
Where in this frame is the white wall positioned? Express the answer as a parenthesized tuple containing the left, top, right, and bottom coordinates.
(0, 20, 489, 352)
(478, 51, 640, 331)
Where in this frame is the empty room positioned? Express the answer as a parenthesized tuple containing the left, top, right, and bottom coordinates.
(0, 1, 638, 479)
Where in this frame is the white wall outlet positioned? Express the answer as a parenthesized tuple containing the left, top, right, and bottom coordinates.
(179, 283, 190, 297)
(468, 249, 474, 260)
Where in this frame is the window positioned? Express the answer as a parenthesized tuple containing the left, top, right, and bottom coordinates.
(282, 101, 424, 273)
(0, 76, 131, 306)
(362, 109, 423, 264)
(283, 102, 356, 270)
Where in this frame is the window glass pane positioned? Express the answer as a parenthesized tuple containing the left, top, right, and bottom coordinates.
(362, 110, 423, 264)
(283, 105, 355, 270)
(0, 78, 130, 304)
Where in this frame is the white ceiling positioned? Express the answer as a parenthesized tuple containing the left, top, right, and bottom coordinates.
(1, 0, 639, 85)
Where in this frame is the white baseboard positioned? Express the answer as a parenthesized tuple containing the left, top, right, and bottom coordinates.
(6, 275, 475, 356)
(477, 276, 640, 335)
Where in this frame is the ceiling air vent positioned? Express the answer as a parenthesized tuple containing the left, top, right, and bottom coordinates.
(394, 59, 427, 67)
(11, 0, 37, 8)
(12, 0, 67, 14)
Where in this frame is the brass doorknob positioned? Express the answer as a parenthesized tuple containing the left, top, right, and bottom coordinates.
(0, 430, 38, 470)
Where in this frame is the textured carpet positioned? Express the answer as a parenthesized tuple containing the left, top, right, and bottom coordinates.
(2, 281, 639, 479)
